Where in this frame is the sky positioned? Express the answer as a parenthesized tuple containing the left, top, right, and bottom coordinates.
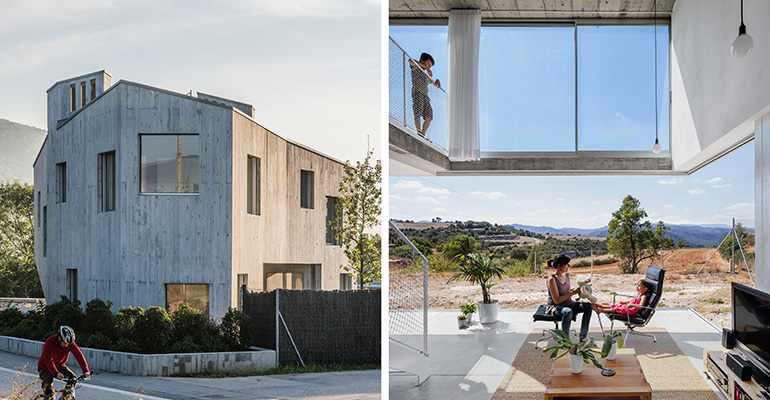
(390, 141, 755, 228)
(0, 0, 381, 163)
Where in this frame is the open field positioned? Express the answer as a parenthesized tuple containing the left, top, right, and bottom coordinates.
(392, 247, 754, 329)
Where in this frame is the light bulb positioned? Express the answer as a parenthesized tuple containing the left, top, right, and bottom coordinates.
(732, 25, 754, 58)
(652, 138, 661, 154)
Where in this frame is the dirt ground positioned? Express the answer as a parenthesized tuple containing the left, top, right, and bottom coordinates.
(394, 247, 755, 330)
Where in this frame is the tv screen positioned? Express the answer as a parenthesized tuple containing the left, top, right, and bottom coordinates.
(732, 282, 770, 372)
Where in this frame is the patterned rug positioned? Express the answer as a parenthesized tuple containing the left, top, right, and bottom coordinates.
(491, 328, 719, 400)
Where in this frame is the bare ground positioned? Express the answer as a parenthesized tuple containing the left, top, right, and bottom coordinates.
(394, 247, 755, 330)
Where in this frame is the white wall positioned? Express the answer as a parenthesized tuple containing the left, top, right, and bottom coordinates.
(671, 0, 769, 172)
(756, 113, 770, 293)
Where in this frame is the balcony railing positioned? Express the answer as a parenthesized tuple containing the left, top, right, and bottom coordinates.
(389, 37, 447, 151)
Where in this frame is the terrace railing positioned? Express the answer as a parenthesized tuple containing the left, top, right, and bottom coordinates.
(389, 37, 447, 151)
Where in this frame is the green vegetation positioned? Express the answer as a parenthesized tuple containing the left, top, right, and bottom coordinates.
(337, 147, 381, 289)
(0, 297, 253, 354)
(0, 181, 42, 297)
(701, 298, 725, 304)
(607, 195, 673, 274)
(172, 363, 380, 378)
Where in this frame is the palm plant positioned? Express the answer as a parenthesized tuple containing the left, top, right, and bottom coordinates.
(448, 253, 503, 304)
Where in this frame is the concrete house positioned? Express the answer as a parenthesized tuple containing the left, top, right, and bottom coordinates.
(33, 71, 352, 319)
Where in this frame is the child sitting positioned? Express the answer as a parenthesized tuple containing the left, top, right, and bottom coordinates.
(592, 280, 653, 317)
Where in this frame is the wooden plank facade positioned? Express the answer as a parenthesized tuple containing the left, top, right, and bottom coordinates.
(34, 71, 348, 319)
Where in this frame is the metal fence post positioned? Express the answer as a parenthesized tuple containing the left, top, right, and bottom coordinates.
(275, 289, 280, 366)
(403, 52, 407, 126)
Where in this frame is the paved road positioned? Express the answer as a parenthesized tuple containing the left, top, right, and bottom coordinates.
(0, 351, 380, 400)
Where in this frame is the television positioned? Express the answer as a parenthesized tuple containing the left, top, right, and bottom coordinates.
(732, 282, 770, 376)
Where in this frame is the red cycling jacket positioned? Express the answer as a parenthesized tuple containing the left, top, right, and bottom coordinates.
(37, 334, 89, 375)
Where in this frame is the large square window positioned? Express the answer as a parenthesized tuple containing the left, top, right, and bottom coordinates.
(166, 283, 209, 315)
(140, 135, 200, 194)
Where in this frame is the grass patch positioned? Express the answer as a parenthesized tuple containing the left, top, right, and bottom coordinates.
(600, 289, 610, 293)
(700, 298, 725, 304)
(172, 363, 380, 378)
(678, 291, 684, 295)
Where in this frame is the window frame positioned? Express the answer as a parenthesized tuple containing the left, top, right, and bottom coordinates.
(247, 155, 261, 215)
(325, 196, 342, 245)
(165, 283, 210, 316)
(300, 169, 314, 209)
(139, 133, 200, 195)
(98, 151, 116, 212)
(56, 162, 67, 203)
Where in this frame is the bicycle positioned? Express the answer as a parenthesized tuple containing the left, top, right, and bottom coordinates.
(30, 375, 87, 400)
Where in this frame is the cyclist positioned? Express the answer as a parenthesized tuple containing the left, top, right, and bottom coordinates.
(37, 326, 91, 399)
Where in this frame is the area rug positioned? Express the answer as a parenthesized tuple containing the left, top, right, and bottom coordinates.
(491, 328, 719, 400)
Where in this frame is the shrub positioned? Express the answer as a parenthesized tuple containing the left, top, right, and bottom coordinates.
(428, 254, 460, 273)
(201, 333, 228, 353)
(168, 336, 202, 353)
(2, 318, 37, 339)
(112, 338, 141, 353)
(133, 307, 172, 353)
(572, 260, 590, 268)
(115, 307, 143, 338)
(84, 299, 116, 340)
(0, 308, 24, 328)
(80, 332, 113, 350)
(220, 308, 254, 350)
(171, 304, 210, 345)
(43, 296, 84, 334)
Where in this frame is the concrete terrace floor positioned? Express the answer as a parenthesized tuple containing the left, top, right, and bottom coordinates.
(389, 308, 725, 400)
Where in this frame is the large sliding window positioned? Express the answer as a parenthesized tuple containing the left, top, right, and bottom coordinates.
(391, 22, 670, 153)
(140, 134, 200, 194)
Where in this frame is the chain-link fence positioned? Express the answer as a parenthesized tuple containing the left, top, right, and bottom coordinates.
(388, 221, 428, 357)
(389, 36, 447, 150)
(242, 288, 380, 367)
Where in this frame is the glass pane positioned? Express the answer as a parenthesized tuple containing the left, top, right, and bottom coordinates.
(141, 135, 178, 193)
(185, 284, 209, 315)
(180, 135, 200, 193)
(479, 26, 575, 151)
(166, 284, 184, 313)
(577, 25, 669, 151)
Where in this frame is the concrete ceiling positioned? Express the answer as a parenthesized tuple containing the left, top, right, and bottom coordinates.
(390, 0, 677, 20)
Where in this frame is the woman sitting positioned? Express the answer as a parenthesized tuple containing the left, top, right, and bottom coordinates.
(546, 254, 593, 342)
(592, 279, 653, 317)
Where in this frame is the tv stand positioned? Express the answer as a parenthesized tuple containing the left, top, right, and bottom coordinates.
(704, 347, 769, 400)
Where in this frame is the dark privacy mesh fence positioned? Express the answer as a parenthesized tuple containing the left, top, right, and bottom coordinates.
(242, 289, 381, 366)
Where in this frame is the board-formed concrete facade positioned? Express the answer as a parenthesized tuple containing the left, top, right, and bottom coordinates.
(33, 71, 349, 319)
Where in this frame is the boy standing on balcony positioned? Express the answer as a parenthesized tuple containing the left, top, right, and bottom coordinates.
(409, 53, 441, 137)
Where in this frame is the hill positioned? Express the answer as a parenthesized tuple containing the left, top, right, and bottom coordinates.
(0, 119, 46, 184)
(506, 223, 752, 248)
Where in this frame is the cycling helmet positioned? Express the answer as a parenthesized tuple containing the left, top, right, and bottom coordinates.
(59, 326, 75, 345)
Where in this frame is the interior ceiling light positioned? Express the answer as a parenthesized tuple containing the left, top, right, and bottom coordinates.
(731, 0, 754, 58)
(651, 0, 661, 154)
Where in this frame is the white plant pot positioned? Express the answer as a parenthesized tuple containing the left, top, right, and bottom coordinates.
(457, 316, 471, 329)
(569, 354, 583, 374)
(606, 341, 619, 360)
(478, 300, 499, 324)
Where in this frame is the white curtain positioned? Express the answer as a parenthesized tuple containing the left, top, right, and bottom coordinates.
(447, 9, 481, 162)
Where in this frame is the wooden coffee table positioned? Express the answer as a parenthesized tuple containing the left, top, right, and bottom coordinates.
(544, 348, 652, 400)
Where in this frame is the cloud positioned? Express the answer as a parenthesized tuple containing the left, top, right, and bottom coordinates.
(664, 204, 675, 208)
(688, 189, 705, 195)
(416, 196, 441, 205)
(394, 180, 423, 190)
(658, 178, 684, 185)
(431, 208, 447, 212)
(713, 184, 733, 188)
(419, 187, 451, 195)
(707, 177, 723, 184)
(726, 203, 753, 213)
(556, 197, 564, 201)
(561, 209, 570, 213)
(470, 190, 507, 200)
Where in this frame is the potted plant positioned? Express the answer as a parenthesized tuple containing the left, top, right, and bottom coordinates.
(601, 331, 624, 361)
(457, 302, 477, 329)
(542, 329, 603, 374)
(448, 253, 504, 324)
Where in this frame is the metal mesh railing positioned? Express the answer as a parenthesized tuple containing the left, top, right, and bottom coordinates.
(388, 220, 428, 356)
(389, 36, 447, 151)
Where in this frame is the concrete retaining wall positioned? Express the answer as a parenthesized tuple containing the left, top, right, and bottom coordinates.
(0, 335, 276, 376)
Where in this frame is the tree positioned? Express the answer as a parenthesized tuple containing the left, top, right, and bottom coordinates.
(441, 234, 480, 265)
(0, 181, 42, 297)
(337, 148, 381, 290)
(607, 195, 671, 274)
(447, 253, 503, 304)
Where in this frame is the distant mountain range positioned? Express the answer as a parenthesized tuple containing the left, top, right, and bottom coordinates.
(0, 118, 46, 184)
(505, 223, 754, 248)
